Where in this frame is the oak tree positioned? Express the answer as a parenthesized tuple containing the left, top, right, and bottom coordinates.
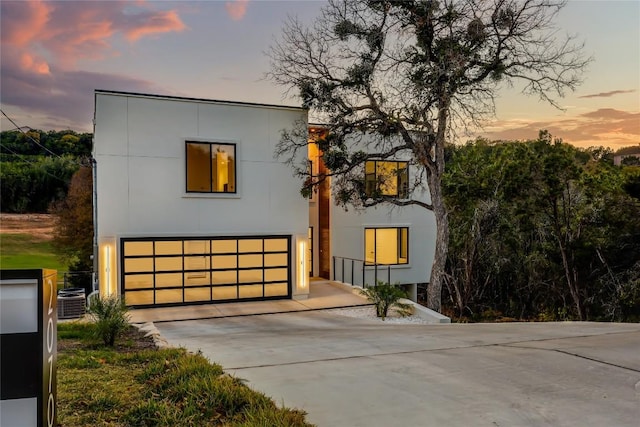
(269, 0, 589, 311)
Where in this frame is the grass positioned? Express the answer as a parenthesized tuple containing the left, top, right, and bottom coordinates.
(0, 233, 67, 271)
(57, 322, 313, 426)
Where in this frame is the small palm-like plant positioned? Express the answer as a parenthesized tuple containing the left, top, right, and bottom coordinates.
(360, 281, 412, 320)
(87, 295, 130, 346)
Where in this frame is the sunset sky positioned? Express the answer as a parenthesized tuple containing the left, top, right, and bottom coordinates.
(1, 0, 638, 149)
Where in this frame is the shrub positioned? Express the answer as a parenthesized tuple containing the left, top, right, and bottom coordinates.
(360, 281, 412, 320)
(87, 295, 130, 346)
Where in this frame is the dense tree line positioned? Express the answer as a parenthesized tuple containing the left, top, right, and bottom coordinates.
(1, 129, 92, 157)
(0, 129, 92, 213)
(443, 132, 640, 322)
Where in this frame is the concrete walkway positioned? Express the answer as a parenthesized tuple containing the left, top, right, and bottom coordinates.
(155, 313, 640, 427)
(129, 280, 370, 323)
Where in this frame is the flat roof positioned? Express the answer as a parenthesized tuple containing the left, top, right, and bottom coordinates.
(95, 89, 306, 112)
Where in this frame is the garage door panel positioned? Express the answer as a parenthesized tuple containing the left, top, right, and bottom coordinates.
(212, 286, 238, 300)
(212, 240, 237, 254)
(239, 239, 262, 253)
(121, 236, 290, 307)
(185, 271, 210, 286)
(265, 268, 287, 282)
(212, 270, 237, 285)
(239, 254, 263, 268)
(155, 289, 183, 304)
(124, 241, 153, 256)
(155, 240, 182, 255)
(124, 274, 153, 289)
(265, 283, 288, 297)
(265, 253, 287, 267)
(239, 269, 263, 283)
(156, 273, 182, 288)
(185, 255, 210, 270)
(155, 257, 182, 272)
(184, 240, 209, 255)
(239, 284, 264, 298)
(264, 239, 288, 252)
(185, 287, 211, 302)
(125, 258, 153, 272)
(125, 290, 154, 305)
(212, 255, 236, 269)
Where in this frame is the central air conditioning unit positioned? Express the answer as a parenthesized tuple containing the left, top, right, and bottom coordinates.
(57, 289, 86, 319)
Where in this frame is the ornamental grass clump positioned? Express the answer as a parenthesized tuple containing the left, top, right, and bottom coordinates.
(360, 281, 413, 320)
(87, 295, 130, 346)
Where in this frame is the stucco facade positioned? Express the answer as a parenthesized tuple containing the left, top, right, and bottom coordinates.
(94, 90, 435, 307)
(94, 91, 309, 305)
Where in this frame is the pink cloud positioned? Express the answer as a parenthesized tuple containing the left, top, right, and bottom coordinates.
(0, 0, 51, 46)
(1, 1, 186, 64)
(20, 53, 51, 75)
(225, 0, 249, 21)
(0, 1, 187, 131)
(125, 10, 186, 41)
(479, 109, 640, 148)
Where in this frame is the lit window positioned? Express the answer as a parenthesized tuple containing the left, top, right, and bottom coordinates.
(364, 227, 408, 265)
(364, 161, 408, 198)
(186, 142, 236, 193)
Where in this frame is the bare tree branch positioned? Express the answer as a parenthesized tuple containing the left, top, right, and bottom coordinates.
(267, 0, 589, 311)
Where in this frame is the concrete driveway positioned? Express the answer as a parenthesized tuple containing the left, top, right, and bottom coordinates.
(155, 312, 640, 427)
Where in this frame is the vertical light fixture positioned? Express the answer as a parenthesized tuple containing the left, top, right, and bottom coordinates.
(105, 245, 111, 296)
(100, 239, 117, 298)
(296, 237, 309, 294)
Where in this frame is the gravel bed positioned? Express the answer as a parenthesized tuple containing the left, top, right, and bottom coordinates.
(327, 306, 431, 324)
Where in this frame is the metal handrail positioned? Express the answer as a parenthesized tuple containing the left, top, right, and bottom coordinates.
(332, 256, 394, 288)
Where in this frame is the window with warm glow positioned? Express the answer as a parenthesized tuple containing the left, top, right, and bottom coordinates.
(364, 227, 409, 265)
(186, 142, 236, 193)
(364, 160, 408, 198)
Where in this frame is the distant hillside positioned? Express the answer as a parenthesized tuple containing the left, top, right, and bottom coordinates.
(0, 129, 92, 158)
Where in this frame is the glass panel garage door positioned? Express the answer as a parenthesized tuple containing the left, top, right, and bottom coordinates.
(121, 236, 291, 307)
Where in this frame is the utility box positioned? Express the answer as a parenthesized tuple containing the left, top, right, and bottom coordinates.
(0, 269, 57, 427)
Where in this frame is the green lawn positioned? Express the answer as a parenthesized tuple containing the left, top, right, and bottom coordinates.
(57, 323, 312, 426)
(0, 233, 67, 271)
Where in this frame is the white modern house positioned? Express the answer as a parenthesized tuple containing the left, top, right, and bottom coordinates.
(93, 90, 435, 308)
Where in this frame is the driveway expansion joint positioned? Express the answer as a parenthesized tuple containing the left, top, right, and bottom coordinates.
(226, 329, 640, 371)
(498, 343, 640, 374)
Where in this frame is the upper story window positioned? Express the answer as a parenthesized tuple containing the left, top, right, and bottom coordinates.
(365, 160, 408, 199)
(186, 142, 236, 193)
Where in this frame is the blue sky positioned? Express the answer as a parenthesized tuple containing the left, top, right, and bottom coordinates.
(1, 0, 638, 148)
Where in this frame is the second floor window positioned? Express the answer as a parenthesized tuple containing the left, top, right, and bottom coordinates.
(364, 160, 408, 199)
(186, 142, 236, 193)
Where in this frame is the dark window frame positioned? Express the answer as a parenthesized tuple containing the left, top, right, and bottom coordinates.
(185, 141, 237, 194)
(364, 160, 409, 199)
(364, 227, 409, 265)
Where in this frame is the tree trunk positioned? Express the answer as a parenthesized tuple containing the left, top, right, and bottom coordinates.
(550, 196, 584, 320)
(427, 172, 449, 313)
(556, 235, 583, 320)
